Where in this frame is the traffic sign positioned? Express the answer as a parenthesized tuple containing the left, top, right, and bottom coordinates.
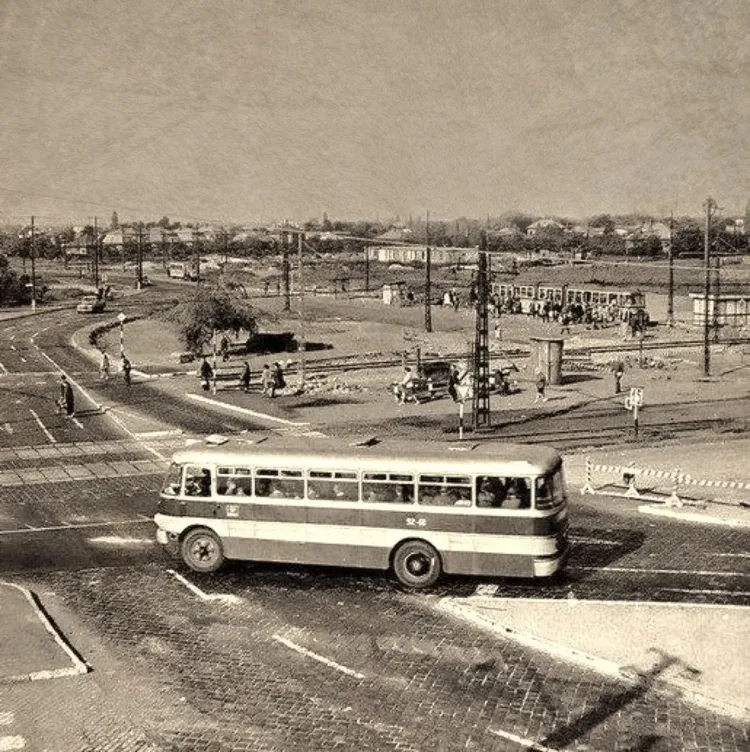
(117, 312, 126, 323)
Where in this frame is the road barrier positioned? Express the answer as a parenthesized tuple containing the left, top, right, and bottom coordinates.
(581, 458, 750, 508)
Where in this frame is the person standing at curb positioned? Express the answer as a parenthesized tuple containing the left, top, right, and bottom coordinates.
(534, 371, 547, 403)
(240, 361, 251, 393)
(199, 356, 213, 392)
(99, 350, 110, 382)
(272, 361, 286, 394)
(121, 355, 132, 387)
(614, 362, 624, 395)
(261, 364, 275, 397)
(59, 374, 75, 417)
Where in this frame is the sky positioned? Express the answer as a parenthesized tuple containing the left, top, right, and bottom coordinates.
(1, 0, 749, 225)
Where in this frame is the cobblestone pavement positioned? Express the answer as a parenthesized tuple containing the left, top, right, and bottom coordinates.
(2, 560, 746, 752)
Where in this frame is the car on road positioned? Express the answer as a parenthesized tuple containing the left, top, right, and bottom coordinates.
(76, 295, 106, 314)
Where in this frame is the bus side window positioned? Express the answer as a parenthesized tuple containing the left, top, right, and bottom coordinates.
(308, 471, 358, 502)
(503, 478, 530, 509)
(185, 466, 212, 496)
(362, 473, 413, 504)
(476, 476, 506, 508)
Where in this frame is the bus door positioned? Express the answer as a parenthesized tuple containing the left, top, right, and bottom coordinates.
(473, 474, 534, 577)
(305, 470, 361, 567)
(415, 474, 473, 571)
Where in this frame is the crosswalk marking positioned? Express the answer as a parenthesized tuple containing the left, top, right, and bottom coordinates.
(0, 736, 26, 751)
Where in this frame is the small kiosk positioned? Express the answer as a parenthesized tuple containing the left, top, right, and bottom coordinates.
(529, 336, 564, 386)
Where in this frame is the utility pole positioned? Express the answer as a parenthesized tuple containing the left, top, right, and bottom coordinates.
(136, 223, 144, 289)
(281, 229, 291, 311)
(712, 255, 721, 344)
(364, 244, 370, 292)
(223, 228, 229, 269)
(667, 212, 674, 327)
(471, 231, 491, 429)
(297, 231, 306, 390)
(424, 211, 432, 333)
(29, 215, 37, 312)
(193, 225, 201, 283)
(703, 197, 717, 377)
(92, 216, 100, 289)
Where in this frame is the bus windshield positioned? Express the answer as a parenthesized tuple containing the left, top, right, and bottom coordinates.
(535, 468, 565, 510)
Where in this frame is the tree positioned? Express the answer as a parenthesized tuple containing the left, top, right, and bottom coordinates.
(166, 280, 259, 354)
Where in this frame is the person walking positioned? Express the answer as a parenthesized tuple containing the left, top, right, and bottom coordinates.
(99, 350, 110, 381)
(534, 371, 547, 403)
(614, 363, 624, 395)
(59, 374, 75, 417)
(272, 362, 286, 394)
(261, 364, 275, 397)
(121, 355, 132, 387)
(240, 361, 251, 393)
(199, 356, 213, 392)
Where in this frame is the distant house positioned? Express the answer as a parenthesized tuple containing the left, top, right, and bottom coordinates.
(375, 227, 414, 243)
(526, 219, 565, 237)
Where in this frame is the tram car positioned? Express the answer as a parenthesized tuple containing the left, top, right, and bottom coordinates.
(492, 282, 646, 316)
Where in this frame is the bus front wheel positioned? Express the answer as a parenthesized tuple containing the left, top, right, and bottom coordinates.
(181, 528, 225, 573)
(393, 540, 442, 589)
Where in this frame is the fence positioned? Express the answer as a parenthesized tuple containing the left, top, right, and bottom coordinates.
(581, 458, 750, 508)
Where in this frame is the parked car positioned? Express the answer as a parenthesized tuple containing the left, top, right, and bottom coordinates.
(76, 295, 106, 314)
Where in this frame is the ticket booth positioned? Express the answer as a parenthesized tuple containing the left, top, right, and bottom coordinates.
(529, 336, 564, 386)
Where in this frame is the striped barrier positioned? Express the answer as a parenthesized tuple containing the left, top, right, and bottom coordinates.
(580, 458, 750, 509)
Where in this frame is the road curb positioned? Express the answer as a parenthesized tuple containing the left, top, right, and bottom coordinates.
(436, 597, 750, 723)
(0, 582, 89, 683)
(638, 503, 750, 528)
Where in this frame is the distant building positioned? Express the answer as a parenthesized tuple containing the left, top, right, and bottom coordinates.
(526, 219, 565, 237)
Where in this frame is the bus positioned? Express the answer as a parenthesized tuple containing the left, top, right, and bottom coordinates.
(154, 436, 569, 589)
(167, 260, 199, 281)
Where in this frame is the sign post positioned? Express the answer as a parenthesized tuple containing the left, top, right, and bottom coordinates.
(624, 386, 644, 440)
(117, 312, 127, 359)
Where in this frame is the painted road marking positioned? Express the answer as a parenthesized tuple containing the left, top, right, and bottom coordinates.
(88, 535, 154, 546)
(71, 416, 84, 429)
(272, 635, 365, 679)
(0, 519, 151, 536)
(0, 362, 7, 375)
(713, 553, 750, 559)
(571, 565, 749, 578)
(0, 736, 26, 750)
(569, 535, 621, 546)
(186, 392, 308, 426)
(663, 588, 750, 597)
(166, 569, 242, 604)
(28, 409, 56, 444)
(489, 728, 560, 751)
(472, 584, 499, 597)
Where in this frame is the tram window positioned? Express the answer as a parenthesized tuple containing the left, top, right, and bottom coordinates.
(362, 472, 414, 504)
(308, 470, 359, 501)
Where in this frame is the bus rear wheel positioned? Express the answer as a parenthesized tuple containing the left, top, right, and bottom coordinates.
(393, 540, 442, 589)
(181, 528, 225, 573)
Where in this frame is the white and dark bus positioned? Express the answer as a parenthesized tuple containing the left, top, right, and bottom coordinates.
(154, 436, 569, 589)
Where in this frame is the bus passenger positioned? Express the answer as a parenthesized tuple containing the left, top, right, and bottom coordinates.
(503, 478, 529, 509)
(476, 477, 496, 507)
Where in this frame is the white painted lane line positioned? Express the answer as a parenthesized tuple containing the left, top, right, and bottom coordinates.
(663, 588, 750, 597)
(186, 392, 309, 426)
(0, 736, 26, 750)
(713, 553, 750, 559)
(18, 356, 25, 363)
(569, 535, 621, 546)
(71, 416, 84, 429)
(28, 409, 56, 444)
(489, 728, 559, 751)
(272, 635, 365, 679)
(9, 345, 15, 351)
(0, 518, 152, 536)
(0, 713, 13, 725)
(88, 535, 154, 546)
(0, 362, 7, 375)
(571, 565, 749, 578)
(166, 569, 242, 604)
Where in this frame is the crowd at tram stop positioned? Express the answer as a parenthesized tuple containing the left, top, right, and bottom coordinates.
(178, 466, 538, 510)
(197, 354, 286, 397)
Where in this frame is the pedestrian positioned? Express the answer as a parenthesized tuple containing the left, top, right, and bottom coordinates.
(219, 335, 230, 362)
(240, 361, 251, 393)
(121, 355, 132, 387)
(614, 363, 624, 394)
(397, 366, 415, 404)
(261, 364, 275, 397)
(534, 371, 547, 403)
(199, 356, 213, 391)
(59, 374, 75, 417)
(272, 361, 286, 393)
(447, 364, 460, 402)
(99, 350, 110, 381)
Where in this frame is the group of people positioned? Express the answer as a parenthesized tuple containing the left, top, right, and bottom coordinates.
(98, 350, 132, 385)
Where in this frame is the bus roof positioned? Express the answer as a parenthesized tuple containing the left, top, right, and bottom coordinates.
(169, 435, 562, 476)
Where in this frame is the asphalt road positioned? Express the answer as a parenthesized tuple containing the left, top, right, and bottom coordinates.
(0, 303, 748, 751)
